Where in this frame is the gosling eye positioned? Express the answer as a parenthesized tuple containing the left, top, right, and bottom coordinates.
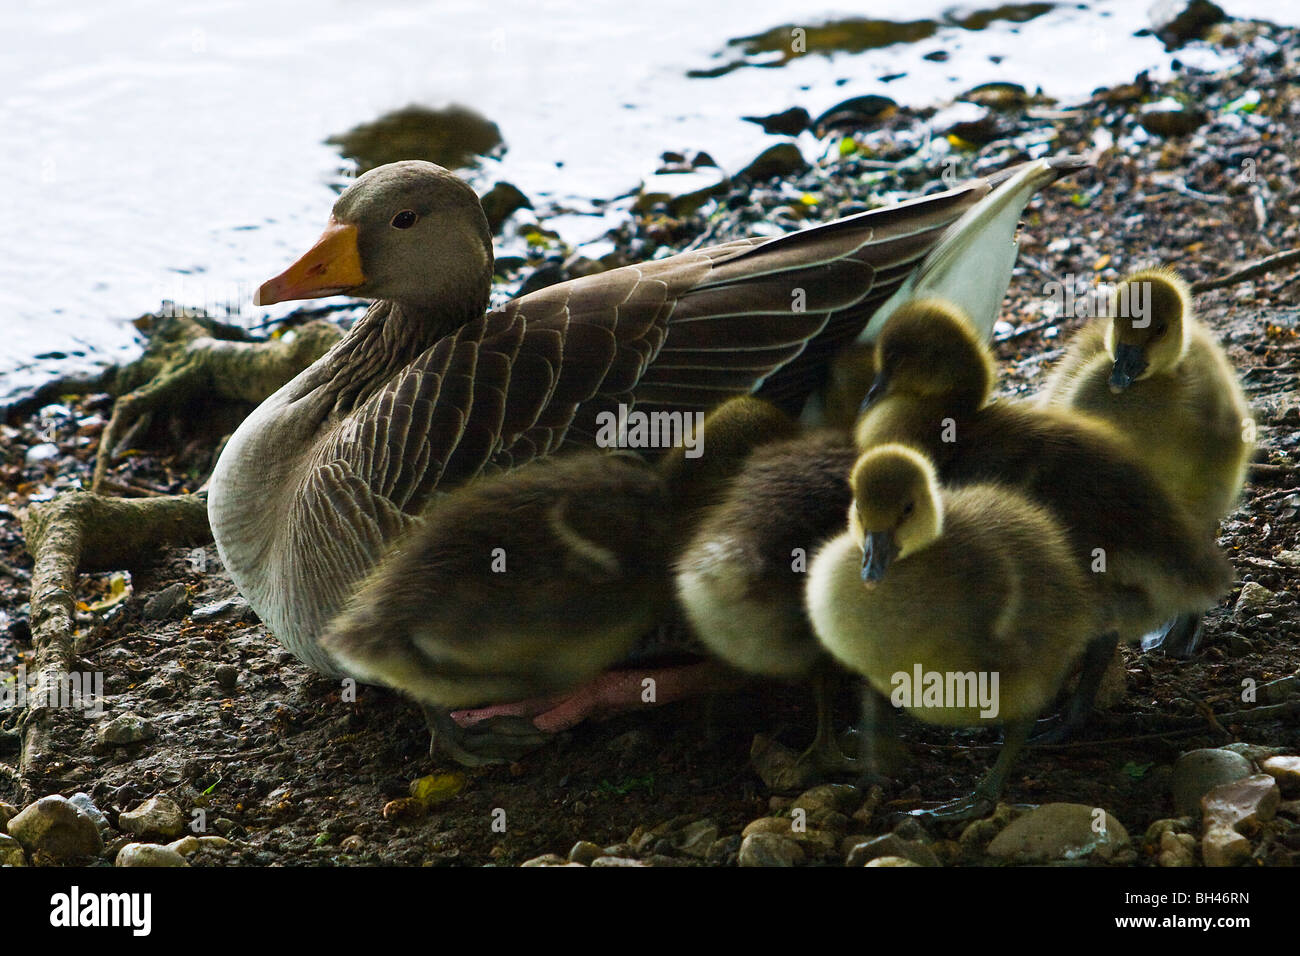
(390, 210, 419, 229)
(902, 502, 915, 517)
(1154, 322, 1168, 337)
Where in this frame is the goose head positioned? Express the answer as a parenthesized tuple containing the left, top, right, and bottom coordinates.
(849, 444, 944, 582)
(255, 160, 493, 320)
(864, 298, 994, 413)
(1104, 267, 1191, 391)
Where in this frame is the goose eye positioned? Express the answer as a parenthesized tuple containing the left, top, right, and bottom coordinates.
(390, 210, 418, 229)
(1154, 322, 1168, 337)
(902, 502, 915, 517)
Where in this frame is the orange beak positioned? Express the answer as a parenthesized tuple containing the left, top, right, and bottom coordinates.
(254, 218, 365, 306)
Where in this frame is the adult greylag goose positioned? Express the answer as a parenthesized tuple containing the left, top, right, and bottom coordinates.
(208, 158, 1084, 704)
(1041, 268, 1253, 657)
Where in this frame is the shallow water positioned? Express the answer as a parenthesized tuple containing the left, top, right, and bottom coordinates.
(2, 0, 1295, 406)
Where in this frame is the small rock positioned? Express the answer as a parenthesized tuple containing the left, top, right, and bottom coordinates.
(1275, 550, 1300, 568)
(1202, 774, 1280, 835)
(6, 795, 104, 861)
(958, 803, 1019, 851)
(339, 835, 365, 853)
(521, 853, 572, 867)
(213, 664, 239, 692)
(739, 144, 807, 182)
(742, 106, 811, 136)
(96, 713, 155, 746)
(812, 94, 897, 135)
(568, 841, 604, 865)
(197, 836, 230, 850)
(985, 804, 1130, 863)
(792, 784, 860, 816)
(742, 816, 793, 838)
(1260, 756, 1300, 796)
(706, 835, 742, 865)
(191, 597, 254, 622)
(1157, 830, 1198, 867)
(116, 843, 189, 867)
(749, 734, 817, 791)
(0, 833, 26, 866)
(675, 820, 719, 858)
(1258, 675, 1300, 704)
(478, 181, 531, 234)
(25, 443, 60, 465)
(865, 855, 921, 867)
(635, 168, 730, 217)
(165, 836, 201, 856)
(381, 798, 425, 822)
(1138, 99, 1205, 137)
(589, 856, 646, 867)
(1201, 824, 1252, 867)
(1152, 0, 1226, 50)
(0, 802, 17, 831)
(67, 793, 108, 831)
(738, 833, 805, 867)
(1172, 748, 1253, 816)
(119, 796, 186, 839)
(142, 583, 190, 621)
(1234, 582, 1274, 618)
(845, 833, 939, 867)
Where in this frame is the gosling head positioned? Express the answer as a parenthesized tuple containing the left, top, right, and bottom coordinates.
(849, 444, 944, 583)
(256, 161, 494, 316)
(865, 298, 995, 414)
(1103, 267, 1191, 391)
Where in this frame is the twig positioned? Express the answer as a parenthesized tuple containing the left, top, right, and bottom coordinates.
(1191, 248, 1300, 293)
(1242, 361, 1300, 380)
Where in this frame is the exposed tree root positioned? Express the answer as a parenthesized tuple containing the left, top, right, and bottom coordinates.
(17, 492, 211, 778)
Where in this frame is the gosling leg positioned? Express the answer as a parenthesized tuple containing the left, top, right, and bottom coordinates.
(911, 717, 1035, 822)
(1029, 631, 1119, 744)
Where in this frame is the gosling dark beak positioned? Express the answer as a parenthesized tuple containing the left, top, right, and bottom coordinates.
(861, 530, 898, 583)
(1109, 343, 1147, 392)
(859, 372, 889, 415)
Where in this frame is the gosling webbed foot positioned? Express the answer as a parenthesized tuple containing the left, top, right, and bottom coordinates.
(423, 707, 554, 766)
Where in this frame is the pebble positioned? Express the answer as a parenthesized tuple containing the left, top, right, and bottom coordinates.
(0, 801, 18, 831)
(523, 854, 584, 867)
(1201, 825, 1252, 868)
(166, 836, 201, 856)
(865, 856, 921, 867)
(339, 835, 365, 853)
(0, 833, 26, 866)
(636, 168, 730, 217)
(119, 796, 186, 839)
(115, 843, 189, 867)
(737, 833, 805, 867)
(845, 833, 940, 867)
(96, 713, 155, 746)
(706, 835, 741, 865)
(1201, 774, 1279, 835)
(792, 784, 860, 817)
(142, 583, 190, 621)
(214, 663, 239, 692)
(191, 596, 255, 622)
(1234, 582, 1274, 617)
(25, 443, 60, 464)
(957, 803, 1020, 851)
(985, 803, 1130, 863)
(1138, 99, 1206, 137)
(1172, 748, 1253, 816)
(1157, 831, 1198, 867)
(590, 856, 647, 867)
(1275, 550, 1300, 568)
(749, 734, 817, 792)
(739, 144, 808, 182)
(66, 793, 108, 833)
(1260, 756, 1300, 796)
(6, 795, 105, 861)
(675, 820, 719, 858)
(568, 841, 604, 865)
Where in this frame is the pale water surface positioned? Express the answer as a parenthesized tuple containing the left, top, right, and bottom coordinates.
(1, 0, 1294, 404)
